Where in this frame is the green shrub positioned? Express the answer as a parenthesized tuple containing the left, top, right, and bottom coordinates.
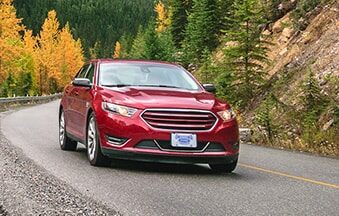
(0, 73, 17, 97)
(292, 0, 322, 30)
(254, 93, 282, 142)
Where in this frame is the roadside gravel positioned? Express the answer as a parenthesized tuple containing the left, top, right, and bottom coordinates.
(0, 112, 120, 216)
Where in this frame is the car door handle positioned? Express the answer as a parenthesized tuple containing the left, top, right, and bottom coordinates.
(74, 91, 79, 96)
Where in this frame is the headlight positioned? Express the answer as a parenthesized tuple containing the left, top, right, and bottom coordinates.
(217, 109, 236, 121)
(102, 102, 137, 117)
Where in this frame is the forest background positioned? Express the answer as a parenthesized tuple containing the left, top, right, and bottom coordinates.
(0, 0, 338, 155)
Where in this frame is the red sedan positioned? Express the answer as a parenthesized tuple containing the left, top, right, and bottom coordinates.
(59, 59, 239, 172)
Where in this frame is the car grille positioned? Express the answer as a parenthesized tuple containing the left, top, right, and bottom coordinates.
(141, 109, 217, 131)
(134, 140, 225, 153)
(155, 140, 209, 151)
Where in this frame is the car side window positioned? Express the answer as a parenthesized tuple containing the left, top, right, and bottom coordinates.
(74, 67, 83, 78)
(85, 64, 95, 83)
(77, 65, 90, 78)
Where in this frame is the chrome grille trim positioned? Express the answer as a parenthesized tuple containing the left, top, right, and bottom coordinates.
(140, 108, 218, 132)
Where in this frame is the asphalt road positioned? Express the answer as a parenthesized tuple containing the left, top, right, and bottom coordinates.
(1, 100, 339, 216)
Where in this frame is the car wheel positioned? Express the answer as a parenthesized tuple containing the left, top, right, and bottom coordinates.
(87, 113, 110, 166)
(59, 110, 77, 151)
(209, 160, 238, 173)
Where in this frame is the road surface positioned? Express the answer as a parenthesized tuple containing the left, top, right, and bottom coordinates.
(1, 101, 338, 215)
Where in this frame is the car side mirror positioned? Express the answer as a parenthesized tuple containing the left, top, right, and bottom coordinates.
(203, 84, 216, 93)
(73, 78, 92, 88)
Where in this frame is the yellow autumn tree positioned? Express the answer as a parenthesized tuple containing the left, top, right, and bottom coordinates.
(36, 10, 60, 94)
(155, 1, 171, 33)
(56, 22, 84, 88)
(113, 41, 121, 59)
(20, 30, 38, 95)
(1, 4, 83, 96)
(23, 30, 36, 54)
(37, 12, 84, 94)
(0, 0, 24, 84)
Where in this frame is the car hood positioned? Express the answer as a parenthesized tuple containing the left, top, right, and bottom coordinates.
(99, 87, 222, 110)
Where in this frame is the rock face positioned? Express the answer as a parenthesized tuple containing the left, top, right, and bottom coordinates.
(243, 2, 338, 151)
(265, 3, 339, 81)
(239, 128, 252, 143)
(279, 27, 294, 43)
(322, 119, 334, 131)
(272, 21, 284, 33)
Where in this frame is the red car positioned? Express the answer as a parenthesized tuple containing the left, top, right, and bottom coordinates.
(59, 59, 239, 172)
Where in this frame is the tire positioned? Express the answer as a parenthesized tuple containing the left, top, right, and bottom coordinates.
(59, 110, 77, 151)
(209, 160, 238, 173)
(86, 113, 110, 167)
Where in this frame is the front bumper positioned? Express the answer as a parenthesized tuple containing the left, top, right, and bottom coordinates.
(96, 108, 240, 164)
(102, 147, 239, 164)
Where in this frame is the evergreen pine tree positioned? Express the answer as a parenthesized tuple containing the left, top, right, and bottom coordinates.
(0, 72, 16, 97)
(89, 41, 104, 59)
(255, 93, 278, 142)
(182, 0, 219, 65)
(158, 30, 177, 62)
(217, 0, 235, 31)
(130, 26, 147, 59)
(16, 71, 33, 96)
(22, 30, 38, 94)
(222, 0, 270, 108)
(301, 68, 325, 128)
(143, 21, 162, 60)
(16, 52, 37, 96)
(119, 33, 134, 58)
(14, 0, 155, 58)
(300, 68, 327, 146)
(169, 0, 191, 48)
(154, 1, 177, 61)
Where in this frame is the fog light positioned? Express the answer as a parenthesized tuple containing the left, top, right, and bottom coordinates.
(105, 135, 128, 145)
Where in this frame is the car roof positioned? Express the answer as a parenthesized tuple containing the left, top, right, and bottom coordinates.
(88, 59, 180, 67)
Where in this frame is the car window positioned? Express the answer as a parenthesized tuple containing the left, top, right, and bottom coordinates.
(99, 63, 201, 91)
(100, 66, 144, 86)
(77, 65, 90, 78)
(85, 64, 95, 83)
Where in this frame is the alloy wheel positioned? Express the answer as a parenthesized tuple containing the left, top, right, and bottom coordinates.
(59, 112, 65, 146)
(87, 117, 97, 161)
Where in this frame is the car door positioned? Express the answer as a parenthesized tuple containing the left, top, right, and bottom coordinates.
(66, 64, 90, 139)
(73, 63, 96, 141)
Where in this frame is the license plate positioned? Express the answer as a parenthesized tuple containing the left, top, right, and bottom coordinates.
(171, 133, 197, 148)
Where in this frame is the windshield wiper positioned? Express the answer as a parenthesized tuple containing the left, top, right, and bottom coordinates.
(103, 84, 182, 89)
(102, 84, 132, 88)
(136, 85, 180, 89)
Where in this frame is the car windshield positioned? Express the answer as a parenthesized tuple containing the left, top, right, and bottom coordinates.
(99, 63, 201, 91)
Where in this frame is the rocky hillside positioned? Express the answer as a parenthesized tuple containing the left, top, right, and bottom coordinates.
(264, 2, 338, 91)
(242, 1, 338, 156)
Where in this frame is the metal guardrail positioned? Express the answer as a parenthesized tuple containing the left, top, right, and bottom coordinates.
(0, 93, 62, 107)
